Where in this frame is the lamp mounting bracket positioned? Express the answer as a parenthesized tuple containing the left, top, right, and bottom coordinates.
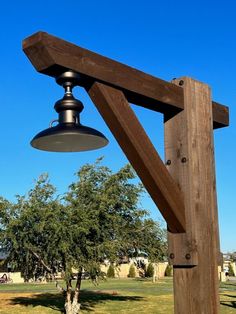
(56, 70, 81, 89)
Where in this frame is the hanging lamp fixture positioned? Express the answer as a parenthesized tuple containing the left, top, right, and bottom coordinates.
(31, 70, 109, 152)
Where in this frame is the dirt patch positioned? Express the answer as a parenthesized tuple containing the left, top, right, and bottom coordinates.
(93, 290, 119, 295)
(0, 292, 62, 314)
(0, 293, 37, 307)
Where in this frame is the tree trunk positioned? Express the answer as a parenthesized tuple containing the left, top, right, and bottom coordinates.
(64, 271, 82, 314)
(65, 279, 73, 314)
(71, 270, 82, 314)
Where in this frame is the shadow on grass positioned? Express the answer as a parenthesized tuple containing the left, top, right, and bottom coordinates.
(223, 294, 236, 298)
(220, 301, 236, 309)
(80, 290, 143, 312)
(10, 290, 143, 313)
(11, 293, 63, 312)
(220, 292, 236, 309)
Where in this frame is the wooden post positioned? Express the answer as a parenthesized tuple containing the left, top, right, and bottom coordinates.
(165, 77, 220, 313)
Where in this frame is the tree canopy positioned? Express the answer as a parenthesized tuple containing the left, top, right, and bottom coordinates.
(0, 158, 167, 313)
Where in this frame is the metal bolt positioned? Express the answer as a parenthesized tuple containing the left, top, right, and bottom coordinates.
(166, 160, 171, 165)
(181, 157, 187, 163)
(169, 253, 175, 259)
(179, 80, 184, 86)
(185, 253, 191, 260)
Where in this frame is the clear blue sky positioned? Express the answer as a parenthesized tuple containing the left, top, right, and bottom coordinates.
(0, 0, 235, 252)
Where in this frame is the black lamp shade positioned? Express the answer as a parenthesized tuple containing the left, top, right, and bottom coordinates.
(31, 123, 109, 152)
(31, 70, 109, 153)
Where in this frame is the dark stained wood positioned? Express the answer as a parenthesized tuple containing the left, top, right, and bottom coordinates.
(212, 101, 229, 129)
(22, 31, 229, 129)
(165, 77, 220, 313)
(167, 233, 198, 266)
(23, 31, 227, 314)
(88, 81, 186, 233)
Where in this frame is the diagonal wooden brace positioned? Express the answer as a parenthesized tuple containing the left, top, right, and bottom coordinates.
(87, 82, 186, 233)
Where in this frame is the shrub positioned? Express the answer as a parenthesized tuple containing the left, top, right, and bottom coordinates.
(128, 264, 136, 278)
(145, 263, 154, 277)
(165, 264, 173, 277)
(107, 264, 115, 278)
(228, 263, 235, 276)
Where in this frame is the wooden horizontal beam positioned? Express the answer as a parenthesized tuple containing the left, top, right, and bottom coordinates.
(88, 81, 186, 233)
(22, 31, 229, 129)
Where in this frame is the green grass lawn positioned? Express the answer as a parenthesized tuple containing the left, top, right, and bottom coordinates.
(0, 278, 235, 313)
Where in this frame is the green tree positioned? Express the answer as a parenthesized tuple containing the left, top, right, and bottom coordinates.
(0, 175, 62, 282)
(228, 263, 235, 276)
(145, 263, 154, 278)
(0, 175, 79, 312)
(107, 264, 115, 278)
(0, 159, 167, 314)
(165, 264, 173, 277)
(128, 264, 136, 278)
(127, 218, 167, 262)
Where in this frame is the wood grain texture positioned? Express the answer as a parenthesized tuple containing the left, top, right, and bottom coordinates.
(165, 77, 220, 313)
(22, 31, 229, 129)
(88, 82, 186, 233)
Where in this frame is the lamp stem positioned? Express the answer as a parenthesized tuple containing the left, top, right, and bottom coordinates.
(65, 85, 72, 94)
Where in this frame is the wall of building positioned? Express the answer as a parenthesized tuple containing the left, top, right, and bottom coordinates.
(153, 262, 169, 279)
(223, 260, 236, 275)
(0, 272, 24, 283)
(101, 262, 168, 278)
